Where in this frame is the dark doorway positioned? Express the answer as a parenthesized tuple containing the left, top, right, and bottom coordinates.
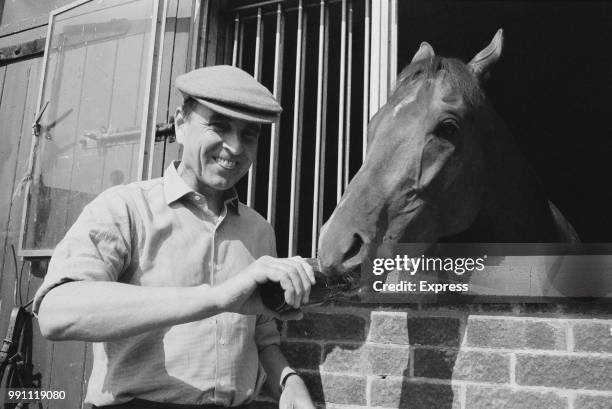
(398, 0, 612, 242)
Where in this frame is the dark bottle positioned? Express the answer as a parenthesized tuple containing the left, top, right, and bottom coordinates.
(259, 258, 361, 314)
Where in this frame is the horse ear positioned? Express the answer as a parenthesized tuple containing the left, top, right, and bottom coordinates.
(411, 42, 435, 64)
(468, 29, 504, 81)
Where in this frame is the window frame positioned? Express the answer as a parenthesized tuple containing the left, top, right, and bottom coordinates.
(17, 0, 166, 257)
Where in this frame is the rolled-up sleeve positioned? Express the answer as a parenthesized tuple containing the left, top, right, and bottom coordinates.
(33, 187, 133, 315)
(254, 223, 281, 350)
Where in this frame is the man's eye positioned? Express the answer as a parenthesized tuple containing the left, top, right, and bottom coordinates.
(242, 132, 258, 141)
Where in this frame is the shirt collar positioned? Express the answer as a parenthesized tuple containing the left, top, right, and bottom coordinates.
(163, 161, 240, 214)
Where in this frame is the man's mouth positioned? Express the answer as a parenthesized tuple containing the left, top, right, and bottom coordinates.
(213, 156, 238, 169)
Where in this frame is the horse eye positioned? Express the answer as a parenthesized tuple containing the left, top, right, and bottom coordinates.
(435, 120, 460, 139)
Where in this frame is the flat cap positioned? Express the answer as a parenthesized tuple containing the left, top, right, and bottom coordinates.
(176, 65, 282, 124)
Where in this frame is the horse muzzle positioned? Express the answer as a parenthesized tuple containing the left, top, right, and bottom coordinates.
(318, 219, 369, 278)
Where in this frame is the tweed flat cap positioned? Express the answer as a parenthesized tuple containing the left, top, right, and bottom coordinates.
(176, 65, 282, 124)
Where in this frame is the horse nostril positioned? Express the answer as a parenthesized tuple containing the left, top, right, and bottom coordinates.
(342, 233, 364, 263)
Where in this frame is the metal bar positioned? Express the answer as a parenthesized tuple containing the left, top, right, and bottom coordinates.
(315, 4, 330, 255)
(362, 0, 370, 159)
(336, 0, 347, 203)
(188, 0, 201, 71)
(229, 0, 344, 14)
(267, 3, 285, 225)
(159, 0, 180, 174)
(198, 0, 210, 67)
(180, 0, 201, 161)
(238, 18, 244, 68)
(229, 0, 283, 11)
(369, 0, 380, 118)
(320, 5, 329, 220)
(344, 0, 353, 189)
(254, 8, 264, 80)
(232, 13, 240, 66)
(229, 0, 284, 12)
(389, 0, 398, 91)
(379, 0, 389, 105)
(136, 0, 163, 182)
(311, 0, 326, 257)
(247, 7, 264, 207)
(288, 0, 306, 256)
(145, 0, 169, 180)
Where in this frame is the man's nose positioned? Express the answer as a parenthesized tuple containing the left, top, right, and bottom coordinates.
(223, 130, 244, 155)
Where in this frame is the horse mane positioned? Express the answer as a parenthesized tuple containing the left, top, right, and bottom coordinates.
(396, 56, 485, 108)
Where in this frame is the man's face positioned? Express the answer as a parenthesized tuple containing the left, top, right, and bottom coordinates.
(175, 102, 260, 193)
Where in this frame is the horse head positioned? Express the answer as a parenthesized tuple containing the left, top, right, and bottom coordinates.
(318, 30, 508, 276)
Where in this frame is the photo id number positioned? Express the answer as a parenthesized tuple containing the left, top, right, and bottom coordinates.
(3, 388, 66, 402)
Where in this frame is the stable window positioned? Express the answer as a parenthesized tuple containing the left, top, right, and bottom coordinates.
(227, 0, 376, 257)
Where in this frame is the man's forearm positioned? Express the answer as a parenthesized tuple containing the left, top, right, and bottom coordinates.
(36, 255, 312, 342)
(259, 344, 291, 399)
(37, 281, 223, 341)
(260, 344, 314, 409)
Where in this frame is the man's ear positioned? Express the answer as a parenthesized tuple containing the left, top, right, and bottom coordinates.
(174, 106, 186, 145)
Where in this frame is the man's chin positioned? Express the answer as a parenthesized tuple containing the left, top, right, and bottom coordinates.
(204, 176, 238, 191)
(200, 169, 246, 191)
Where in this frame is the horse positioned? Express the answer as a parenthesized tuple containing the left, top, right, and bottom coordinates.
(318, 29, 579, 276)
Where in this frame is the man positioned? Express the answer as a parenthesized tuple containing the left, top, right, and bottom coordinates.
(34, 65, 316, 409)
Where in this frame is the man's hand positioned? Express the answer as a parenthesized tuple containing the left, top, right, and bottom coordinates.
(218, 256, 315, 319)
(279, 375, 316, 409)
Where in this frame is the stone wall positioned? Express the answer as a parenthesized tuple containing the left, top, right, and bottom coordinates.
(261, 304, 612, 409)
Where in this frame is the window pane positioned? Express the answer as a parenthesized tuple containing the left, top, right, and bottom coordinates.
(23, 0, 155, 251)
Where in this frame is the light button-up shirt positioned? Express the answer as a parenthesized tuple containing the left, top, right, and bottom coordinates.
(33, 162, 280, 407)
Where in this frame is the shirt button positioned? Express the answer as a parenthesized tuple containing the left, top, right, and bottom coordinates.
(194, 195, 201, 201)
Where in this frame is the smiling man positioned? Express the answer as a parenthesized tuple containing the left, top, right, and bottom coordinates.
(34, 66, 316, 409)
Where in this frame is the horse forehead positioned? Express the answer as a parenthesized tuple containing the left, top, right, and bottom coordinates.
(433, 75, 468, 109)
(391, 76, 464, 117)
